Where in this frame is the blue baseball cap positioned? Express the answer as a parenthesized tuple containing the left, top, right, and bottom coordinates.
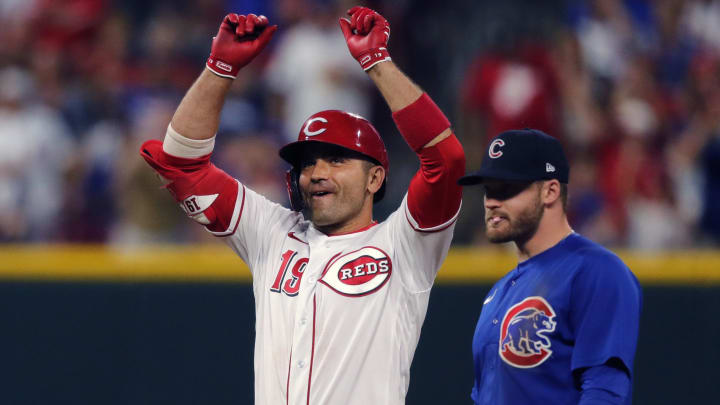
(458, 129, 569, 185)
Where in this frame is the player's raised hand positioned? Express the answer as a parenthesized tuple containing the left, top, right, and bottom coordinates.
(206, 13, 277, 79)
(339, 6, 391, 71)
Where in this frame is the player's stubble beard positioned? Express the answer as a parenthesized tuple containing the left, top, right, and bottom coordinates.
(303, 179, 367, 230)
(486, 188, 544, 245)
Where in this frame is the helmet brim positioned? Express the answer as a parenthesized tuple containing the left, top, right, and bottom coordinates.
(279, 140, 382, 169)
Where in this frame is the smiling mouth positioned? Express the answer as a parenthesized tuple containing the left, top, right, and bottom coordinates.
(311, 191, 331, 198)
(488, 216, 507, 226)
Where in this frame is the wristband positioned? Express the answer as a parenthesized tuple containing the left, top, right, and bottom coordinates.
(206, 55, 239, 79)
(163, 124, 216, 158)
(358, 47, 391, 71)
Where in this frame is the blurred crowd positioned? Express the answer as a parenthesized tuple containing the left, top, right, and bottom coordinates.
(0, 0, 719, 250)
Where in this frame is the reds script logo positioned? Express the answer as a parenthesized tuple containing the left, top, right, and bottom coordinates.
(319, 247, 392, 297)
(499, 296, 557, 368)
(488, 139, 505, 159)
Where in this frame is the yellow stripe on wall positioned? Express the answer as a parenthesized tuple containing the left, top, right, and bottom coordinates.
(0, 244, 249, 282)
(0, 244, 719, 285)
(443, 247, 720, 285)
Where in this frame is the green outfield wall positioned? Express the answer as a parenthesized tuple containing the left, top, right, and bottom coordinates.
(0, 245, 718, 404)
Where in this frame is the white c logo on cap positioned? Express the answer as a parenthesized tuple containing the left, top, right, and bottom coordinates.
(303, 117, 328, 137)
(489, 139, 505, 159)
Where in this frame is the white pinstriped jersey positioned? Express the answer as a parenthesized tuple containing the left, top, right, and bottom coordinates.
(214, 182, 458, 405)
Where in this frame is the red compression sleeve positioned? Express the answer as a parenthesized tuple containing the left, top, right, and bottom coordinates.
(392, 93, 451, 152)
(392, 94, 465, 230)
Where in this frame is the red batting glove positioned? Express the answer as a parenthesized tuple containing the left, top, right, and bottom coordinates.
(339, 6, 391, 71)
(206, 13, 277, 79)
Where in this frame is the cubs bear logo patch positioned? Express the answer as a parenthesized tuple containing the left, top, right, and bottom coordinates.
(498, 296, 556, 368)
(319, 247, 391, 297)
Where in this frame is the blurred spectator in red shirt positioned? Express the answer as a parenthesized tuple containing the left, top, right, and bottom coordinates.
(459, 34, 561, 169)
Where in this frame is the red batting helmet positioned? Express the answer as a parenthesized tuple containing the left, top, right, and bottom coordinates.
(279, 110, 389, 211)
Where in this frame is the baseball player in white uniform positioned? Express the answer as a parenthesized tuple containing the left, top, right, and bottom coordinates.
(140, 7, 465, 404)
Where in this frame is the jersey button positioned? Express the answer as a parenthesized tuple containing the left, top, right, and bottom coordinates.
(300, 318, 307, 326)
(298, 360, 306, 368)
(511, 280, 516, 286)
(308, 276, 316, 283)
(492, 319, 498, 325)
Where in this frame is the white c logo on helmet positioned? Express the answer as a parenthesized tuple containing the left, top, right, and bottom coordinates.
(303, 117, 328, 137)
(489, 139, 505, 159)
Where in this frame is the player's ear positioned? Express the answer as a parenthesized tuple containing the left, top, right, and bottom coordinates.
(541, 180, 562, 207)
(366, 164, 385, 195)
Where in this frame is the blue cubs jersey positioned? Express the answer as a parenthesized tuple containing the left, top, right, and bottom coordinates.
(471, 233, 642, 405)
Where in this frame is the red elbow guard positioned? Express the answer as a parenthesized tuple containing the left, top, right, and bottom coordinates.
(140, 140, 241, 235)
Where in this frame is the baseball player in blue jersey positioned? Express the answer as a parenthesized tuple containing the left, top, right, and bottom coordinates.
(458, 129, 642, 405)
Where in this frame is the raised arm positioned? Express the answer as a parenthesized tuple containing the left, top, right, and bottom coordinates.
(170, 69, 232, 141)
(340, 7, 464, 230)
(171, 13, 276, 141)
(138, 14, 277, 236)
(367, 62, 453, 148)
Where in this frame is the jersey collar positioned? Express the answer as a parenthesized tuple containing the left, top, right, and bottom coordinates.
(516, 231, 578, 274)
